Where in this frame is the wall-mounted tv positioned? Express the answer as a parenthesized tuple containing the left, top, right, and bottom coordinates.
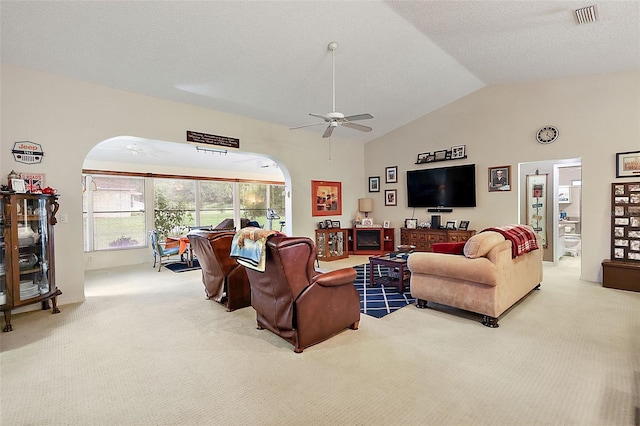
(406, 164, 476, 208)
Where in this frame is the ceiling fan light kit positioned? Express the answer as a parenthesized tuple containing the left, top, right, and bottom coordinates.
(290, 41, 374, 138)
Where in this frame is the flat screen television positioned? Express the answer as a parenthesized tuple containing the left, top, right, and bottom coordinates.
(406, 164, 476, 208)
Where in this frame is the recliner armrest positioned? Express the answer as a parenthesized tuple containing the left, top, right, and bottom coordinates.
(313, 268, 357, 287)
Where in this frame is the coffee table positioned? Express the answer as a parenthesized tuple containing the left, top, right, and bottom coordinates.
(368, 253, 411, 293)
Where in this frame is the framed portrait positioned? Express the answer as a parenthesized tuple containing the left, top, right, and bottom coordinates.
(385, 189, 397, 206)
(459, 220, 470, 231)
(451, 145, 466, 159)
(488, 165, 511, 192)
(616, 151, 640, 178)
(10, 178, 26, 193)
(416, 153, 429, 164)
(434, 150, 447, 161)
(311, 180, 342, 217)
(331, 220, 341, 229)
(368, 176, 380, 192)
(383, 220, 390, 228)
(405, 218, 418, 229)
(445, 221, 456, 230)
(385, 166, 398, 183)
(325, 219, 333, 229)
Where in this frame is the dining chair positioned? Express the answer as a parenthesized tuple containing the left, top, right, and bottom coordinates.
(149, 230, 181, 272)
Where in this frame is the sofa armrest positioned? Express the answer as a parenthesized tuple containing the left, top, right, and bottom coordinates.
(312, 268, 357, 287)
(407, 252, 498, 286)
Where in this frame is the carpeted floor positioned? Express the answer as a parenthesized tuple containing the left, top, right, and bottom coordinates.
(353, 263, 415, 318)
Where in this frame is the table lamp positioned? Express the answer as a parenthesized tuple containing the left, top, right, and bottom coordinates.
(358, 198, 373, 218)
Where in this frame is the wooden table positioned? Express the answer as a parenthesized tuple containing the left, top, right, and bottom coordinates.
(166, 236, 194, 267)
(368, 253, 411, 293)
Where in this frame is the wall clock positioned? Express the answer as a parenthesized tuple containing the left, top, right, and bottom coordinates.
(536, 126, 559, 144)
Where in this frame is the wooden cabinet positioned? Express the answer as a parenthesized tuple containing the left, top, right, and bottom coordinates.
(315, 228, 348, 261)
(1, 193, 61, 332)
(400, 227, 476, 252)
(603, 182, 640, 291)
(353, 227, 395, 255)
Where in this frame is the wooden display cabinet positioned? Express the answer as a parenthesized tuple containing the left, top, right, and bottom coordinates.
(353, 227, 395, 255)
(1, 192, 61, 332)
(400, 227, 476, 252)
(315, 228, 348, 261)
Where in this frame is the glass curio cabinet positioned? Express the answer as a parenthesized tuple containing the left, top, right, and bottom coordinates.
(315, 228, 348, 261)
(1, 192, 61, 332)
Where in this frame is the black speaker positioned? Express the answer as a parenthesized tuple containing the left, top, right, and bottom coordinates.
(431, 215, 441, 229)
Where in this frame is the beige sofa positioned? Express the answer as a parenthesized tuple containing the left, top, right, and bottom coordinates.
(407, 229, 543, 327)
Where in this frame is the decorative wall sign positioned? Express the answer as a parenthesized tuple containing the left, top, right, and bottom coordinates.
(311, 180, 342, 217)
(186, 130, 240, 149)
(526, 173, 548, 247)
(12, 141, 44, 164)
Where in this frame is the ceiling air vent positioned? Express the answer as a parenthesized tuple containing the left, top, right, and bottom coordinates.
(575, 5, 598, 24)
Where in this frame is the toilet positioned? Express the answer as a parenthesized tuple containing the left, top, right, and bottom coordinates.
(564, 234, 581, 257)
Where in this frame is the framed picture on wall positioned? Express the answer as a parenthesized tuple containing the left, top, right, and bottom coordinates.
(616, 151, 640, 178)
(311, 180, 342, 217)
(385, 166, 398, 183)
(489, 165, 511, 192)
(385, 189, 397, 206)
(368, 176, 380, 192)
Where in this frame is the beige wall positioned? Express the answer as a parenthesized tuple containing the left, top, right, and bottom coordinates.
(365, 71, 640, 283)
(1, 64, 366, 306)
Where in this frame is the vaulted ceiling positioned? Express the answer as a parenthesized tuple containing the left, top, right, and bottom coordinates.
(2, 1, 639, 173)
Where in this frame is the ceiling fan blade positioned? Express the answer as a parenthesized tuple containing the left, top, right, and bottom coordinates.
(341, 122, 372, 132)
(309, 113, 331, 121)
(343, 113, 374, 121)
(289, 122, 325, 130)
(322, 125, 335, 138)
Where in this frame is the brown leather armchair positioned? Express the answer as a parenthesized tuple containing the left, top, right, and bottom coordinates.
(187, 230, 251, 311)
(244, 235, 360, 353)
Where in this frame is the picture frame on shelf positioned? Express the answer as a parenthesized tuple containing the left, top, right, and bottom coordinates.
(451, 145, 466, 159)
(20, 172, 45, 193)
(434, 150, 447, 161)
(10, 178, 26, 193)
(324, 219, 333, 229)
(311, 180, 342, 217)
(383, 220, 390, 228)
(459, 220, 470, 231)
(385, 166, 398, 183)
(331, 220, 341, 228)
(362, 218, 374, 226)
(385, 189, 397, 206)
(488, 165, 511, 192)
(405, 218, 418, 229)
(318, 221, 326, 229)
(368, 176, 380, 192)
(446, 221, 456, 230)
(616, 151, 640, 178)
(426, 154, 435, 163)
(416, 152, 429, 164)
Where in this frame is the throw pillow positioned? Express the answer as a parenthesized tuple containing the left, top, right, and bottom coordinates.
(432, 242, 466, 255)
(463, 231, 504, 259)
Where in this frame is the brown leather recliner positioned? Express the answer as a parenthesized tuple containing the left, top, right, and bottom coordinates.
(244, 235, 360, 353)
(187, 230, 251, 311)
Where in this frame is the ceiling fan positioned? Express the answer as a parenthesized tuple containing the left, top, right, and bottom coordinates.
(290, 42, 373, 138)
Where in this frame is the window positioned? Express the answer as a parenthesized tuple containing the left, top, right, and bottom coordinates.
(153, 178, 195, 238)
(199, 181, 233, 227)
(83, 175, 146, 251)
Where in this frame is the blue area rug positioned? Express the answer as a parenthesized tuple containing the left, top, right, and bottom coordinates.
(353, 264, 415, 319)
(164, 259, 201, 273)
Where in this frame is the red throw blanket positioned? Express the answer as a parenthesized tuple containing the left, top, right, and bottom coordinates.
(482, 225, 539, 258)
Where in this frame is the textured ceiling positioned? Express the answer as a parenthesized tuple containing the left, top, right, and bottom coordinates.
(2, 1, 639, 173)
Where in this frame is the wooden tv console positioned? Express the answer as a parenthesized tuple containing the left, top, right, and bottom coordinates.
(400, 227, 476, 252)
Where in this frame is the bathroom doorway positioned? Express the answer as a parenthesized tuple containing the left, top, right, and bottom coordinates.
(555, 163, 582, 270)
